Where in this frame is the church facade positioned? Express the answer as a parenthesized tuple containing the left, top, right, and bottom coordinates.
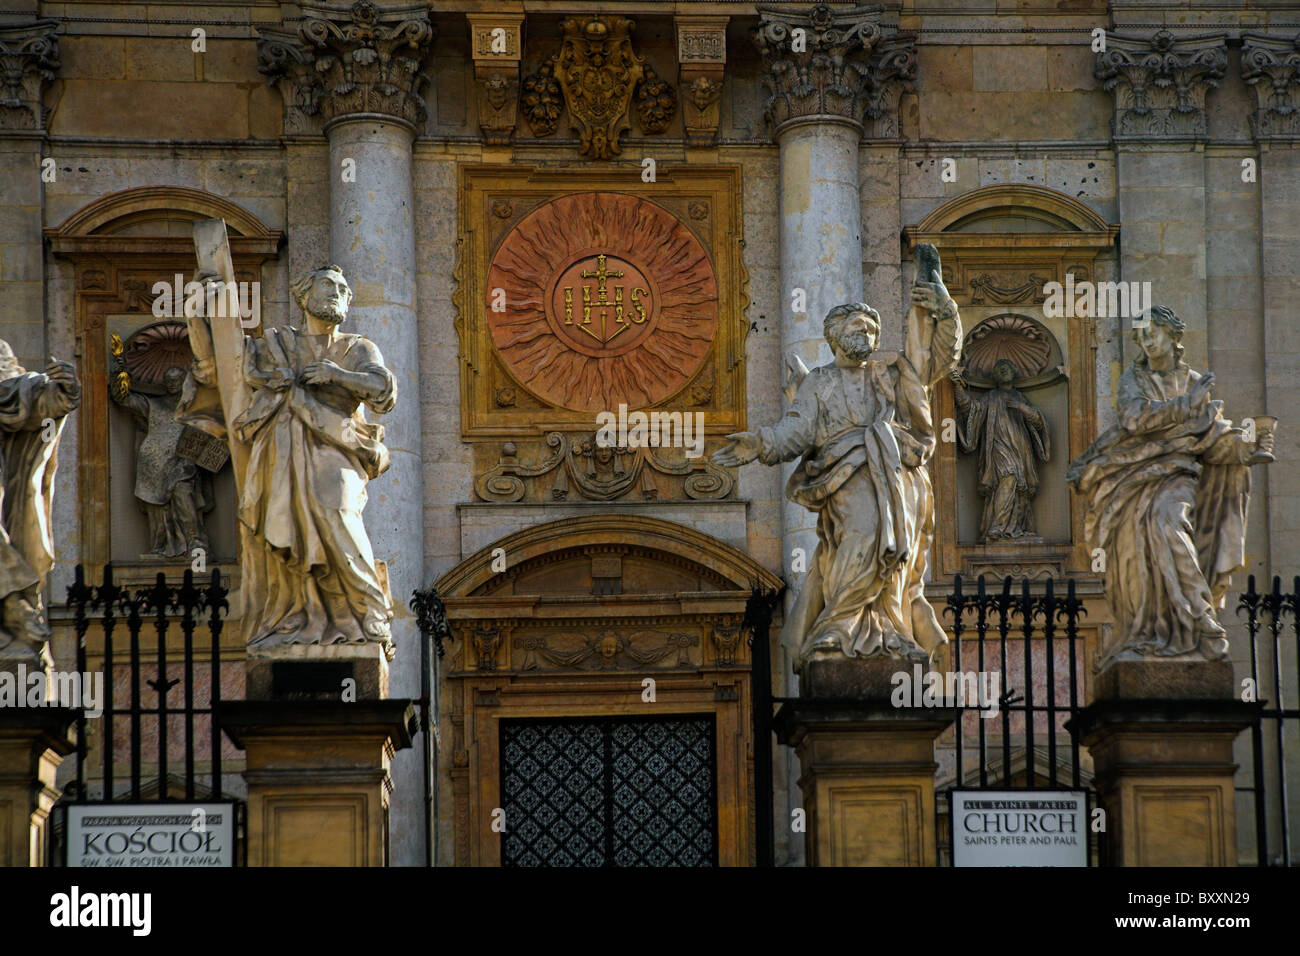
(1, 0, 1297, 866)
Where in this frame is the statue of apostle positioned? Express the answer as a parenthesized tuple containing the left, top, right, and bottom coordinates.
(951, 358, 1050, 541)
(0, 340, 80, 661)
(1067, 305, 1274, 665)
(109, 341, 213, 558)
(714, 250, 961, 666)
(209, 266, 398, 654)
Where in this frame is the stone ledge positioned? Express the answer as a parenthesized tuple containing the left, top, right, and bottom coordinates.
(216, 700, 416, 752)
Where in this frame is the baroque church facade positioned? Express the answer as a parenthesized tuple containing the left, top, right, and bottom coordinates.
(1, 0, 1297, 866)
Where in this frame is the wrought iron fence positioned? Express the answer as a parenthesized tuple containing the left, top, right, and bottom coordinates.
(938, 575, 1095, 865)
(53, 563, 243, 864)
(1237, 574, 1300, 867)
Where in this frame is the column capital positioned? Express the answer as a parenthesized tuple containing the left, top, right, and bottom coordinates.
(1095, 29, 1227, 143)
(0, 18, 59, 132)
(257, 1, 436, 136)
(1242, 33, 1300, 143)
(751, 3, 913, 140)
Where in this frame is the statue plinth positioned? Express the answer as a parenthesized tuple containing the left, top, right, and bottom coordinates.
(1070, 660, 1255, 866)
(799, 656, 907, 699)
(775, 695, 952, 866)
(218, 699, 414, 866)
(245, 642, 390, 702)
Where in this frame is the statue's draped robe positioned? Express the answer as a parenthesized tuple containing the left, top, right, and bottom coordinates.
(761, 308, 961, 663)
(957, 386, 1049, 539)
(1067, 362, 1249, 661)
(117, 390, 207, 557)
(233, 328, 397, 648)
(0, 371, 75, 617)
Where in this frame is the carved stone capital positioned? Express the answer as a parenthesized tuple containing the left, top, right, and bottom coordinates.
(468, 12, 523, 146)
(676, 15, 727, 147)
(0, 19, 59, 132)
(1095, 29, 1227, 142)
(1241, 33, 1300, 142)
(752, 3, 912, 139)
(257, 1, 435, 135)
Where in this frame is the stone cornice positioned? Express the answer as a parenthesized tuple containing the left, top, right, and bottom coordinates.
(256, 0, 435, 135)
(0, 18, 59, 132)
(1241, 33, 1300, 142)
(1095, 29, 1227, 143)
(751, 3, 913, 140)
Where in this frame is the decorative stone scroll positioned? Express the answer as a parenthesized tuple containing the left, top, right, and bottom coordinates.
(0, 19, 59, 131)
(475, 432, 734, 503)
(257, 1, 436, 133)
(468, 12, 524, 145)
(1095, 29, 1228, 141)
(521, 15, 677, 158)
(1241, 34, 1300, 140)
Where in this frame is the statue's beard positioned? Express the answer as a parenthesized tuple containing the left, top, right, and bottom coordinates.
(309, 301, 348, 325)
(834, 329, 876, 362)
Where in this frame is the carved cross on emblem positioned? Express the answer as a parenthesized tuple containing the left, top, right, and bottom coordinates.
(555, 252, 653, 352)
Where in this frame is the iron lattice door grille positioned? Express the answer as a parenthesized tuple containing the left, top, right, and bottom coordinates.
(500, 715, 718, 867)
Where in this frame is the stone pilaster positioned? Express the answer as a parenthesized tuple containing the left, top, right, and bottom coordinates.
(1242, 35, 1300, 579)
(1097, 30, 1227, 370)
(0, 710, 76, 867)
(675, 16, 728, 148)
(467, 10, 523, 147)
(0, 18, 58, 370)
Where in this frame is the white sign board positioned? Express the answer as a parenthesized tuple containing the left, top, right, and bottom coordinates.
(951, 790, 1087, 867)
(67, 804, 235, 867)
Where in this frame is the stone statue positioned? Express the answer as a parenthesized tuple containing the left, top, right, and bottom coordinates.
(109, 336, 212, 558)
(951, 358, 1050, 541)
(228, 265, 397, 653)
(714, 248, 961, 666)
(1067, 305, 1274, 665)
(0, 340, 80, 663)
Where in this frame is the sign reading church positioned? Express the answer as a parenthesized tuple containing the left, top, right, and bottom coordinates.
(66, 804, 235, 868)
(951, 791, 1088, 867)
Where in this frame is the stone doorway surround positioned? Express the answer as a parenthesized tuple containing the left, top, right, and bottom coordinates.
(434, 513, 781, 866)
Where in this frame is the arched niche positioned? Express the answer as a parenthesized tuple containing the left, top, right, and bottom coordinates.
(45, 186, 282, 577)
(904, 184, 1117, 581)
(433, 514, 781, 867)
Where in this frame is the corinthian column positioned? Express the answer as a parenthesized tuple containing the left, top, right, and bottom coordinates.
(258, 2, 433, 668)
(752, 4, 910, 594)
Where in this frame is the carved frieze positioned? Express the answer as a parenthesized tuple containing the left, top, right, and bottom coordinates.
(1241, 34, 1300, 140)
(521, 15, 677, 158)
(1095, 30, 1227, 141)
(0, 19, 59, 131)
(512, 629, 698, 671)
(968, 271, 1052, 306)
(257, 1, 436, 132)
(752, 3, 915, 138)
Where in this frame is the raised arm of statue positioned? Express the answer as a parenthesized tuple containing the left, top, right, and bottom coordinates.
(905, 279, 962, 388)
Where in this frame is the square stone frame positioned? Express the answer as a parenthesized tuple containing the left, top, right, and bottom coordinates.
(453, 163, 750, 440)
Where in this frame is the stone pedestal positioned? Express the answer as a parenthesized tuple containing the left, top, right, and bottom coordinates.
(218, 700, 414, 867)
(0, 709, 76, 867)
(775, 693, 952, 867)
(1069, 661, 1255, 867)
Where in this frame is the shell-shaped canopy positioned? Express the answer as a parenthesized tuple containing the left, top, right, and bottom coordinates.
(963, 314, 1052, 380)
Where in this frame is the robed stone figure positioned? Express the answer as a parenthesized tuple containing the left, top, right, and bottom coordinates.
(181, 264, 397, 653)
(0, 340, 80, 660)
(715, 273, 961, 665)
(952, 358, 1050, 541)
(1067, 305, 1273, 664)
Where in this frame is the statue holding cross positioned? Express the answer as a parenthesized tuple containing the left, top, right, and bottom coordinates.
(179, 221, 397, 656)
